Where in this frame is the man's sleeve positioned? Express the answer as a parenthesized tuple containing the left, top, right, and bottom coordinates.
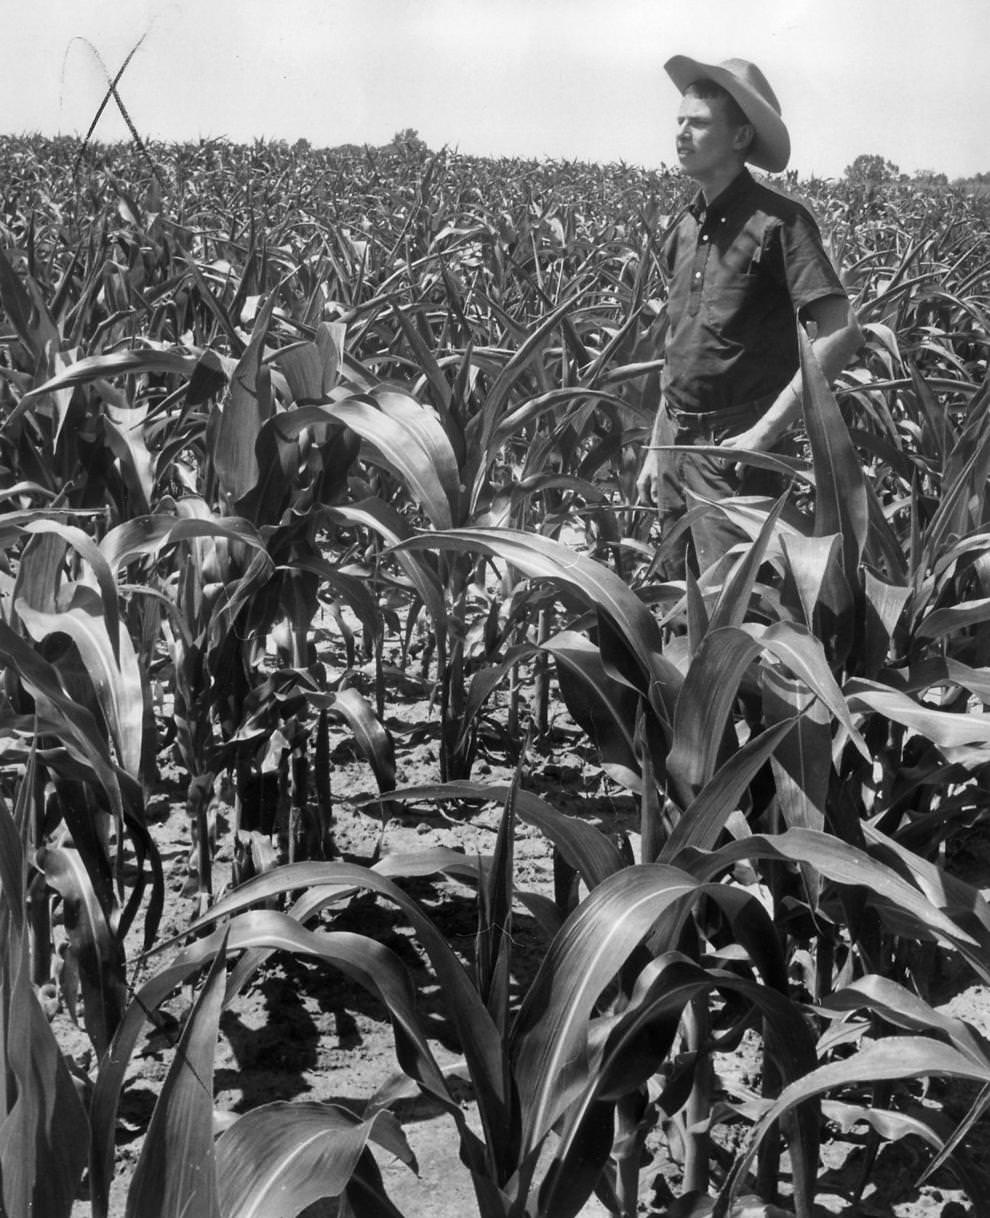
(773, 207, 848, 312)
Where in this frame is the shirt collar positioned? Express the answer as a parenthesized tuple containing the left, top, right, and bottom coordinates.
(687, 168, 754, 223)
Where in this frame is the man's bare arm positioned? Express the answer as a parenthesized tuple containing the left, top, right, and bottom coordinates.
(725, 294, 864, 452)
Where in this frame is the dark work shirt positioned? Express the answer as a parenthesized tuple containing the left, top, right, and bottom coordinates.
(660, 169, 846, 414)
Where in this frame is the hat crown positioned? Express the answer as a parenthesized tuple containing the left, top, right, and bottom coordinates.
(715, 59, 782, 117)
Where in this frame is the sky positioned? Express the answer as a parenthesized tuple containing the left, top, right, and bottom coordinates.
(4, 0, 988, 181)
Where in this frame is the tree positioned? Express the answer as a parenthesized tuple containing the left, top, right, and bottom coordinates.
(844, 153, 900, 186)
(389, 128, 428, 156)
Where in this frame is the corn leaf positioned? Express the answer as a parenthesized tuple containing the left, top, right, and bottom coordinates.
(717, 1036, 990, 1218)
(543, 630, 642, 788)
(217, 1102, 413, 1218)
(821, 974, 990, 1065)
(19, 519, 122, 664)
(180, 864, 511, 1165)
(324, 498, 445, 628)
(666, 621, 866, 801)
(761, 667, 831, 835)
(322, 396, 456, 529)
(322, 686, 396, 796)
(89, 906, 467, 1218)
(660, 717, 799, 859)
(124, 938, 227, 1218)
(99, 513, 268, 576)
(16, 586, 145, 779)
(37, 845, 125, 1059)
(393, 527, 672, 704)
(681, 828, 979, 950)
(543, 955, 817, 1218)
(846, 677, 990, 751)
(8, 346, 203, 417)
(375, 387, 462, 514)
(0, 801, 88, 1218)
(510, 863, 702, 1151)
(356, 781, 626, 890)
(0, 621, 124, 821)
(799, 327, 870, 581)
(212, 290, 280, 501)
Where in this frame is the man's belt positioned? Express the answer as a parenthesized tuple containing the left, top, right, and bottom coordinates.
(664, 392, 778, 430)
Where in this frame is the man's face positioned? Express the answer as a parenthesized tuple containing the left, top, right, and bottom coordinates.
(675, 91, 748, 181)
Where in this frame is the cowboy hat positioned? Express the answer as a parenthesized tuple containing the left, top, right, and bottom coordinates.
(665, 56, 790, 173)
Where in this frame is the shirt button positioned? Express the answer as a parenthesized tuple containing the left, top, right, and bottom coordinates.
(701, 235, 709, 243)
(695, 271, 702, 279)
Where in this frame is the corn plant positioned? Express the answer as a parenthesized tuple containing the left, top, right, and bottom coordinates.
(4, 132, 990, 1215)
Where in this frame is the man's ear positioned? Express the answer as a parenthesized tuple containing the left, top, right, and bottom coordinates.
(734, 122, 755, 152)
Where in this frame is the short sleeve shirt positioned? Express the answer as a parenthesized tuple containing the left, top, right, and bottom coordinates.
(659, 169, 847, 414)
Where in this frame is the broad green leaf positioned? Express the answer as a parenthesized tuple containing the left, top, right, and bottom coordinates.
(393, 528, 675, 715)
(469, 293, 580, 499)
(717, 1036, 990, 1217)
(272, 323, 344, 402)
(0, 621, 124, 821)
(375, 387, 462, 514)
(19, 519, 122, 663)
(17, 585, 145, 778)
(289, 556, 382, 650)
(323, 497, 445, 628)
(918, 381, 990, 581)
(846, 677, 990, 752)
(213, 290, 280, 501)
(544, 955, 817, 1218)
(707, 492, 789, 634)
(660, 717, 799, 859)
(510, 863, 702, 1151)
(761, 667, 831, 835)
(916, 596, 990, 641)
(861, 568, 912, 678)
(543, 630, 642, 788)
(799, 327, 870, 581)
(0, 802, 88, 1218)
(0, 246, 59, 365)
(860, 822, 990, 980)
(217, 1102, 414, 1218)
(492, 386, 628, 449)
(779, 532, 847, 632)
(475, 778, 517, 1039)
(89, 908, 462, 1218)
(666, 621, 867, 801)
(323, 396, 456, 529)
(125, 939, 227, 1218)
(101, 400, 154, 514)
(37, 845, 125, 1059)
(322, 686, 396, 796)
(99, 513, 268, 576)
(821, 974, 990, 1065)
(357, 781, 625, 890)
(9, 346, 203, 415)
(179, 865, 511, 1168)
(682, 828, 978, 950)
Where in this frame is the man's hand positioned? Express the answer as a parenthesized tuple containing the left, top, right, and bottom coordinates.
(719, 423, 773, 454)
(636, 448, 662, 505)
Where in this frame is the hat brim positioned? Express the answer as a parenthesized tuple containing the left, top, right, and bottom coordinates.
(665, 55, 790, 173)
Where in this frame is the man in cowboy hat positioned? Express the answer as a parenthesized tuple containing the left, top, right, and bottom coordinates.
(636, 55, 863, 575)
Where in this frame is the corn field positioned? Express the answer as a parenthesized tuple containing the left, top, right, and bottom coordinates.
(2, 131, 990, 1218)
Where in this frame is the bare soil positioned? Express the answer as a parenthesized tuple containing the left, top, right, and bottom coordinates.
(57, 669, 987, 1217)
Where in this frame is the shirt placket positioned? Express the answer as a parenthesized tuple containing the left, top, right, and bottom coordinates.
(688, 210, 713, 317)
